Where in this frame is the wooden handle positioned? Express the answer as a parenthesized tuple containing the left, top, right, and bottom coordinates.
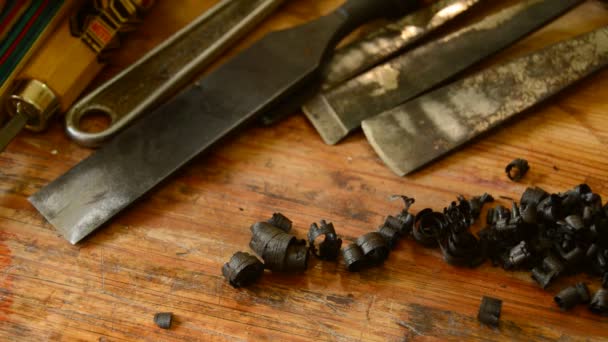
(18, 18, 104, 112)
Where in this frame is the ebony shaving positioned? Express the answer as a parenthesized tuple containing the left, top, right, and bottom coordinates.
(343, 196, 415, 272)
(506, 158, 530, 181)
(348, 183, 606, 316)
(589, 289, 608, 315)
(268, 212, 292, 233)
(250, 222, 308, 272)
(308, 220, 342, 260)
(554, 282, 590, 310)
(530, 254, 564, 289)
(478, 184, 608, 294)
(357, 232, 390, 264)
(221, 184, 608, 318)
(477, 296, 502, 327)
(343, 243, 367, 271)
(410, 194, 493, 267)
(153, 312, 173, 329)
(222, 252, 264, 288)
(223, 213, 345, 287)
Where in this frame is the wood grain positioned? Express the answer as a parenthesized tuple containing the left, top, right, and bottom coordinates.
(1, 0, 608, 340)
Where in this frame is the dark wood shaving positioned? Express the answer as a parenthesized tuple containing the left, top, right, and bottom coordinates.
(554, 283, 590, 310)
(505, 158, 530, 181)
(478, 296, 502, 327)
(343, 243, 367, 272)
(308, 220, 342, 260)
(222, 252, 264, 288)
(267, 212, 292, 233)
(154, 312, 173, 329)
(356, 232, 389, 265)
(589, 289, 608, 316)
(250, 221, 308, 272)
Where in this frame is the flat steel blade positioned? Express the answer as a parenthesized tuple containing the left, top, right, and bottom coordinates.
(29, 0, 420, 244)
(303, 0, 583, 145)
(362, 26, 608, 176)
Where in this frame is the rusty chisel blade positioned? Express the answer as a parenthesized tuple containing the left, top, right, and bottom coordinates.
(303, 0, 583, 145)
(29, 0, 420, 244)
(362, 26, 608, 176)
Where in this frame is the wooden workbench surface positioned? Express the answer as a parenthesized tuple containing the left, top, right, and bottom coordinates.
(2, 0, 608, 340)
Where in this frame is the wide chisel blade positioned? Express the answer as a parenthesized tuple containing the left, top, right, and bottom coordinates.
(303, 0, 583, 145)
(362, 26, 608, 176)
(29, 0, 419, 244)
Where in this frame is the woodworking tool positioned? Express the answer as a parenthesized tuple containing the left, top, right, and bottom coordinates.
(30, 0, 421, 244)
(0, 0, 153, 152)
(362, 25, 608, 176)
(303, 0, 583, 145)
(65, 0, 285, 147)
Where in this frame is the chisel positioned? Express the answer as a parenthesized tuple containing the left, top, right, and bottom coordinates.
(362, 25, 608, 176)
(30, 0, 420, 244)
(303, 0, 583, 145)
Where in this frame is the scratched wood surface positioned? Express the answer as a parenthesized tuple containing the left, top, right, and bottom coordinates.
(1, 0, 608, 340)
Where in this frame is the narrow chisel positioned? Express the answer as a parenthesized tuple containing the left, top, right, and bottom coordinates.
(303, 0, 583, 145)
(362, 26, 608, 176)
(29, 0, 420, 244)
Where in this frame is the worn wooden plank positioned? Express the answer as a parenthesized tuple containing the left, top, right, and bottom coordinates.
(1, 0, 608, 340)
